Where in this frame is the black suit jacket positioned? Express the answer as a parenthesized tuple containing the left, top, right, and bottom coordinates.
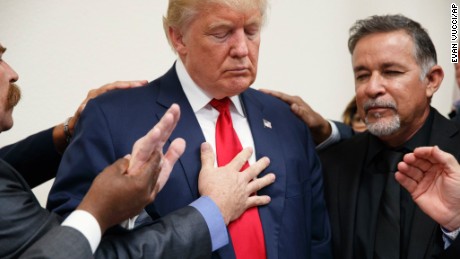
(320, 109, 460, 259)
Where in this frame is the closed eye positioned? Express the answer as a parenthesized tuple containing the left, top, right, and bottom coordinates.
(384, 70, 403, 76)
(245, 28, 260, 40)
(355, 73, 370, 81)
(212, 31, 230, 40)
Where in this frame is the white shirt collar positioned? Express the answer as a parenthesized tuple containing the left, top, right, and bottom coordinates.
(175, 59, 246, 117)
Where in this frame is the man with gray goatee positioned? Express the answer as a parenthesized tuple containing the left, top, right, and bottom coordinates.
(319, 14, 460, 259)
(264, 14, 460, 259)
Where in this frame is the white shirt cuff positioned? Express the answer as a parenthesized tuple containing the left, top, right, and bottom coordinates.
(61, 210, 101, 253)
(316, 120, 340, 150)
(442, 226, 460, 249)
(119, 215, 140, 230)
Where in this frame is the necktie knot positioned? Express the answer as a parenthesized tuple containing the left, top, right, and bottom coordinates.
(373, 149, 405, 174)
(210, 97, 230, 113)
(382, 149, 405, 173)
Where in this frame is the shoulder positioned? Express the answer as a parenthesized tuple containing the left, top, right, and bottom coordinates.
(89, 64, 178, 109)
(319, 132, 369, 159)
(0, 161, 64, 258)
(244, 88, 292, 109)
(0, 159, 27, 189)
(96, 83, 158, 105)
(433, 108, 460, 134)
(246, 89, 312, 138)
(243, 88, 303, 124)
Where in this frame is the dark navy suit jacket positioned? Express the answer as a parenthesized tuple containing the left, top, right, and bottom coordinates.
(0, 128, 60, 188)
(48, 64, 332, 259)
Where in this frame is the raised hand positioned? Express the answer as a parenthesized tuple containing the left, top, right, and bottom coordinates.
(128, 103, 185, 197)
(395, 146, 460, 231)
(77, 104, 185, 233)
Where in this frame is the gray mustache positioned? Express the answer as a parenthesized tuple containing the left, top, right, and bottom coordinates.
(363, 99, 396, 112)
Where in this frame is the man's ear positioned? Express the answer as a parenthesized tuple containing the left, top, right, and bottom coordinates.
(425, 65, 444, 98)
(168, 27, 187, 55)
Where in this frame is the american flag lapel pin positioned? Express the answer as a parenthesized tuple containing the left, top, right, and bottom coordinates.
(263, 119, 272, 129)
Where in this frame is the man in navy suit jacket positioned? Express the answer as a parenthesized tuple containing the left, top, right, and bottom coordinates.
(0, 41, 276, 257)
(48, 1, 332, 258)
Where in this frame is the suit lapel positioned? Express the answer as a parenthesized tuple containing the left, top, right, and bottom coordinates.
(337, 134, 369, 258)
(428, 110, 460, 156)
(406, 208, 439, 259)
(155, 66, 206, 197)
(407, 110, 460, 259)
(240, 91, 286, 257)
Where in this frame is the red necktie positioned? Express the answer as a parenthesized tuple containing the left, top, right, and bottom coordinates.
(210, 98, 266, 259)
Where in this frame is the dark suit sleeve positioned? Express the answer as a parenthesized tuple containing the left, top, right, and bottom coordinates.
(332, 120, 354, 141)
(440, 236, 460, 259)
(0, 160, 64, 258)
(19, 226, 94, 259)
(0, 128, 61, 188)
(21, 206, 211, 259)
(96, 206, 212, 259)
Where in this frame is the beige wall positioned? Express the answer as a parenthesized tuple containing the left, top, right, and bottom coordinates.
(0, 0, 457, 206)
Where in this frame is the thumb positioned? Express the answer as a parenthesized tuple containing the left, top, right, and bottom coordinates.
(200, 142, 215, 169)
(106, 158, 130, 176)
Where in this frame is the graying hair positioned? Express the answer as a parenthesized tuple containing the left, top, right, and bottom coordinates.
(348, 14, 437, 80)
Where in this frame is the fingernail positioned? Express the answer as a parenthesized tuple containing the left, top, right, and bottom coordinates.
(201, 142, 211, 152)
